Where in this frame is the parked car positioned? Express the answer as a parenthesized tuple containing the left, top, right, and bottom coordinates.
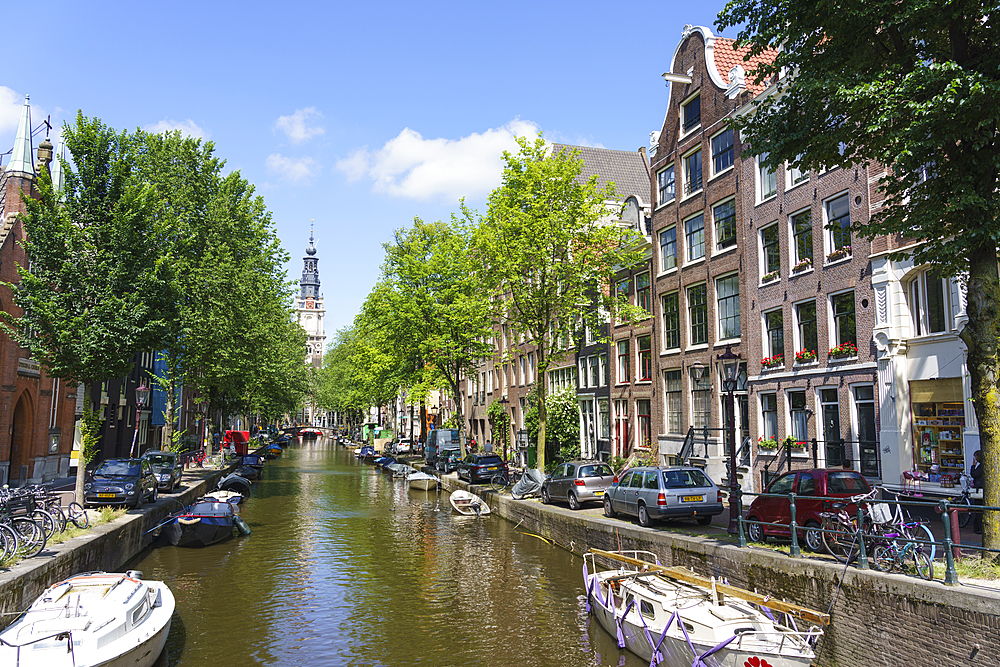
(141, 450, 182, 492)
(456, 453, 507, 484)
(604, 466, 723, 527)
(744, 468, 871, 551)
(394, 439, 412, 455)
(84, 458, 158, 509)
(435, 447, 462, 473)
(541, 460, 615, 509)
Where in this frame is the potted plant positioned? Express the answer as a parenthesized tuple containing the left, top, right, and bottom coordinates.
(829, 340, 858, 358)
(792, 257, 812, 273)
(826, 245, 852, 262)
(761, 354, 784, 369)
(795, 349, 817, 363)
(758, 436, 778, 450)
(781, 435, 805, 450)
(762, 270, 779, 283)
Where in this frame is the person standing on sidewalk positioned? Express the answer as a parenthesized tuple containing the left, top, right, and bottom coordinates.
(971, 450, 984, 534)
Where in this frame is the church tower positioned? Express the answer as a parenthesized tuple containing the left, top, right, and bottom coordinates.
(295, 226, 326, 368)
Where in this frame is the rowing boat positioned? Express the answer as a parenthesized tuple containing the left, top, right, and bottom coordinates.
(449, 489, 491, 516)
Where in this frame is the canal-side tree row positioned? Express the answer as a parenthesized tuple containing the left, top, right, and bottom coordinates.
(320, 136, 643, 468)
(2, 113, 308, 501)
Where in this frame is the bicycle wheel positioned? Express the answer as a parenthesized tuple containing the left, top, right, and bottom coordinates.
(67, 502, 89, 529)
(48, 505, 68, 533)
(0, 523, 17, 561)
(871, 543, 897, 572)
(909, 522, 937, 563)
(490, 473, 509, 493)
(912, 548, 934, 581)
(956, 496, 974, 529)
(30, 509, 57, 540)
(12, 517, 46, 558)
(823, 520, 860, 564)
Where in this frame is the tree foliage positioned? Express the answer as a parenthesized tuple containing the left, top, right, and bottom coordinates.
(476, 135, 643, 469)
(717, 0, 1000, 546)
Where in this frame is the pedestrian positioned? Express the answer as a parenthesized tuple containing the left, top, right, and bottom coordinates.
(970, 450, 984, 534)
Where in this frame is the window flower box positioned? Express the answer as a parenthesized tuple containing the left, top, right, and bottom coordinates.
(758, 436, 778, 450)
(829, 341, 858, 358)
(792, 257, 812, 273)
(762, 270, 779, 283)
(827, 246, 852, 262)
(761, 354, 784, 369)
(782, 436, 807, 451)
(795, 349, 817, 363)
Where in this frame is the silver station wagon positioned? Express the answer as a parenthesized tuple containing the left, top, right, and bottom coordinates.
(541, 460, 616, 509)
(603, 466, 723, 527)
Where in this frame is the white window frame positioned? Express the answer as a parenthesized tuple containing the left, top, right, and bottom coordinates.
(683, 146, 703, 198)
(657, 164, 676, 206)
(681, 92, 701, 136)
(715, 272, 740, 342)
(823, 191, 852, 258)
(828, 289, 857, 351)
(787, 157, 808, 189)
(710, 128, 735, 177)
(907, 269, 952, 336)
(684, 211, 706, 262)
(712, 196, 737, 252)
(758, 152, 777, 202)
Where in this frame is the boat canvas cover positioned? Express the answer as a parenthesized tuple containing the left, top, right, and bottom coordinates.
(512, 469, 545, 497)
(185, 501, 235, 518)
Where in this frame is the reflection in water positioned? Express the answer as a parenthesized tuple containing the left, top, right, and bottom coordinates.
(134, 439, 643, 667)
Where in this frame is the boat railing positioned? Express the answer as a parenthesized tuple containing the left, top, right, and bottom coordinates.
(584, 550, 661, 573)
(2, 630, 78, 666)
(732, 627, 824, 654)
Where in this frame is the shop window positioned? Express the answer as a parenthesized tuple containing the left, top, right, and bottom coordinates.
(688, 283, 708, 345)
(910, 378, 965, 482)
(716, 274, 740, 340)
(637, 336, 652, 381)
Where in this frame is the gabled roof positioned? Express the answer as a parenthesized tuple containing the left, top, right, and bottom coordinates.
(551, 144, 650, 205)
(712, 38, 779, 95)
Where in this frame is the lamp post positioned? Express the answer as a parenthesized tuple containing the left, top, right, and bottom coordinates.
(717, 344, 741, 534)
(129, 381, 150, 458)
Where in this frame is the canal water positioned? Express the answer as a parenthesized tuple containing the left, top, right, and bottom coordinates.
(135, 438, 645, 667)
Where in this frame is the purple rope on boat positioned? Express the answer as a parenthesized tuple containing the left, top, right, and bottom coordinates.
(761, 604, 775, 622)
(647, 611, 678, 667)
(691, 634, 737, 666)
(615, 599, 635, 648)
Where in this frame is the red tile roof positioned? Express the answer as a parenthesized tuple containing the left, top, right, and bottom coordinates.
(712, 37, 779, 95)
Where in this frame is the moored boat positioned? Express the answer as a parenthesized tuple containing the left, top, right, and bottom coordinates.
(449, 489, 491, 516)
(164, 499, 239, 547)
(262, 443, 283, 459)
(299, 427, 322, 439)
(356, 445, 376, 461)
(218, 472, 252, 494)
(407, 471, 438, 491)
(583, 549, 825, 667)
(0, 570, 174, 667)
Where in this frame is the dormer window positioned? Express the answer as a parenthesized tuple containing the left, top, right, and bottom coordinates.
(622, 197, 640, 230)
(682, 94, 701, 132)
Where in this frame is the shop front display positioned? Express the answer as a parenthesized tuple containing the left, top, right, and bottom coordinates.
(909, 378, 966, 487)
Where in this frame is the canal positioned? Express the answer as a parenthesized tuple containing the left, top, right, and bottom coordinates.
(135, 438, 644, 667)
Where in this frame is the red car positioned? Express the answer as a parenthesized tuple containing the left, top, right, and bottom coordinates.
(744, 468, 871, 552)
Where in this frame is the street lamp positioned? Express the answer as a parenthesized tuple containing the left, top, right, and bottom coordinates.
(129, 381, 150, 458)
(717, 344, 742, 535)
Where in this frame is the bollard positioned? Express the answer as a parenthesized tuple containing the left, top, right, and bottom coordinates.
(736, 486, 747, 548)
(855, 505, 869, 570)
(789, 493, 801, 557)
(940, 500, 959, 585)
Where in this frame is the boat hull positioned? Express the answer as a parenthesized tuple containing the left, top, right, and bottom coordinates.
(586, 578, 814, 667)
(165, 516, 234, 547)
(449, 490, 491, 515)
(408, 477, 438, 491)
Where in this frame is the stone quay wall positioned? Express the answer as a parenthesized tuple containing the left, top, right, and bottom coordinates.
(0, 468, 225, 629)
(439, 473, 1000, 667)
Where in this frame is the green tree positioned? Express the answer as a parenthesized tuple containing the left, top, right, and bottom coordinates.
(717, 0, 1000, 547)
(524, 385, 580, 467)
(476, 136, 643, 470)
(3, 113, 163, 504)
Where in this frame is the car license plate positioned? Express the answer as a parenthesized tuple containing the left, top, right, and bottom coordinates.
(682, 495, 704, 502)
(593, 490, 604, 496)
(97, 493, 116, 498)
(487, 466, 497, 471)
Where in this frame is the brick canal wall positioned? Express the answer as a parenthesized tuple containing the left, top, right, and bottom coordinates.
(439, 474, 1000, 667)
(0, 468, 225, 629)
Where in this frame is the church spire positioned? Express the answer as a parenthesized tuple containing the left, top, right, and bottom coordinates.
(300, 222, 321, 300)
(7, 95, 35, 177)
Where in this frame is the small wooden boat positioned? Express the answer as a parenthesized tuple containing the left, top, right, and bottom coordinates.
(450, 489, 491, 516)
(356, 445, 376, 461)
(583, 549, 826, 667)
(218, 472, 252, 494)
(165, 499, 241, 547)
(407, 471, 438, 491)
(203, 489, 243, 506)
(262, 443, 283, 459)
(0, 571, 174, 667)
(387, 463, 417, 478)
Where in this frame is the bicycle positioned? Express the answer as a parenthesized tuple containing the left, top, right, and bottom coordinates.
(820, 488, 878, 564)
(870, 522, 934, 580)
(490, 467, 524, 494)
(876, 487, 938, 562)
(952, 473, 975, 529)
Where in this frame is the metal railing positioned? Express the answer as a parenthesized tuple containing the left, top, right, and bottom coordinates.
(732, 486, 998, 586)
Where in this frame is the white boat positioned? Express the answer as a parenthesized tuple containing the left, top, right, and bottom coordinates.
(583, 550, 825, 667)
(449, 489, 491, 516)
(387, 463, 417, 478)
(407, 471, 438, 491)
(0, 571, 174, 667)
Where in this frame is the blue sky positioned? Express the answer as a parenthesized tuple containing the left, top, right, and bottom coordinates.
(1, 1, 730, 337)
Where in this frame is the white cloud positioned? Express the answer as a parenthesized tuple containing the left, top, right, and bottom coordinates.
(143, 119, 209, 139)
(275, 107, 325, 144)
(335, 119, 540, 202)
(0, 86, 24, 135)
(266, 153, 320, 184)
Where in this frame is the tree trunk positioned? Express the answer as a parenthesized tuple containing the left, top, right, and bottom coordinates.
(73, 383, 95, 506)
(536, 348, 548, 471)
(162, 380, 175, 449)
(960, 244, 1000, 552)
